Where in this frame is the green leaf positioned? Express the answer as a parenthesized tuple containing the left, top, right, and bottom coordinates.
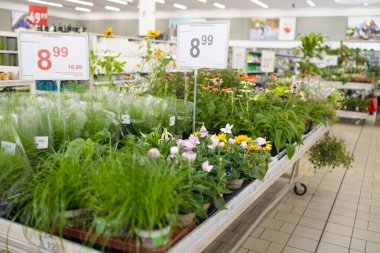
(286, 144, 296, 159)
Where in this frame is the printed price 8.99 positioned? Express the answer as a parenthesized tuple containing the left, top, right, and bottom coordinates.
(190, 35, 214, 58)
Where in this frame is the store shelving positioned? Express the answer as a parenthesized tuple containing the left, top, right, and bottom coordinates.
(0, 32, 18, 67)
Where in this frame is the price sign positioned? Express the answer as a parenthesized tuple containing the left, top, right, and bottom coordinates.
(29, 5, 48, 26)
(1, 141, 16, 155)
(176, 21, 230, 69)
(324, 55, 338, 66)
(18, 31, 89, 80)
(261, 50, 276, 73)
(35, 136, 49, 150)
(121, 115, 131, 125)
(169, 116, 176, 127)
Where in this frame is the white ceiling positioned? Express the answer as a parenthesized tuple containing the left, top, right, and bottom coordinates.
(4, 0, 380, 12)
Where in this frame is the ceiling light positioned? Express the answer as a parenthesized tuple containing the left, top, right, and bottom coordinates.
(154, 0, 165, 3)
(307, 0, 316, 7)
(213, 2, 225, 8)
(75, 6, 91, 12)
(107, 0, 128, 5)
(198, 0, 207, 2)
(65, 0, 93, 6)
(364, 2, 368, 5)
(173, 3, 187, 9)
(27, 0, 63, 7)
(105, 5, 120, 11)
(250, 0, 268, 8)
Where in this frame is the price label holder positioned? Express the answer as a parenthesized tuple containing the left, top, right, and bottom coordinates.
(1, 141, 16, 155)
(169, 116, 176, 127)
(176, 21, 230, 132)
(35, 136, 49, 150)
(121, 115, 131, 125)
(261, 50, 276, 73)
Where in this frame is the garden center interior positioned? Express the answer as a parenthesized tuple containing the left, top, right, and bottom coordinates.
(1, 0, 380, 253)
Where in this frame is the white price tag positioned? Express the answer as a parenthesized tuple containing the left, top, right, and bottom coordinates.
(121, 114, 131, 125)
(18, 31, 89, 80)
(35, 136, 49, 150)
(176, 21, 230, 69)
(40, 236, 58, 252)
(261, 50, 276, 73)
(1, 141, 16, 155)
(169, 116, 176, 127)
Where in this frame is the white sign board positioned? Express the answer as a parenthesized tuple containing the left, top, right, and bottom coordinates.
(311, 57, 327, 68)
(231, 47, 246, 70)
(18, 31, 89, 80)
(324, 55, 339, 66)
(279, 17, 297, 41)
(176, 21, 230, 69)
(261, 50, 276, 73)
(138, 0, 156, 36)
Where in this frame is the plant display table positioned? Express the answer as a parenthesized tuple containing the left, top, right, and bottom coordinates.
(0, 125, 328, 253)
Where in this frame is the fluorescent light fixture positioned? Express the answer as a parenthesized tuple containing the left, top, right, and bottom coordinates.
(364, 2, 368, 5)
(213, 2, 225, 8)
(107, 0, 128, 5)
(75, 6, 91, 12)
(250, 0, 268, 8)
(27, 0, 63, 7)
(65, 0, 93, 6)
(307, 0, 316, 7)
(198, 0, 207, 2)
(154, 0, 165, 3)
(173, 3, 187, 9)
(105, 5, 120, 11)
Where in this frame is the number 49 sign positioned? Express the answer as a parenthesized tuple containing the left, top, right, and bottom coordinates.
(176, 21, 230, 69)
(18, 31, 89, 80)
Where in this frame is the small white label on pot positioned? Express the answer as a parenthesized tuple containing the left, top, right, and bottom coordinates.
(40, 236, 58, 252)
(121, 114, 131, 125)
(1, 141, 16, 155)
(35, 136, 49, 149)
(169, 116, 176, 126)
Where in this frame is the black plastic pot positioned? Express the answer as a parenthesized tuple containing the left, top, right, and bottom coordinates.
(0, 201, 8, 218)
(304, 121, 313, 134)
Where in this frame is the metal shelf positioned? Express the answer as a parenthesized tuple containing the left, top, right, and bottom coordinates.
(0, 50, 18, 54)
(320, 80, 374, 91)
(0, 80, 34, 87)
(336, 110, 369, 120)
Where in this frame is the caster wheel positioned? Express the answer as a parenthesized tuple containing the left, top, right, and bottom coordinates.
(294, 183, 307, 196)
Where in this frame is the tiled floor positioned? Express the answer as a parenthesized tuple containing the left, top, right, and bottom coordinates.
(205, 116, 380, 253)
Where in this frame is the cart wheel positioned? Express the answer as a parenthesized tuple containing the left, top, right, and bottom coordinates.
(294, 182, 307, 196)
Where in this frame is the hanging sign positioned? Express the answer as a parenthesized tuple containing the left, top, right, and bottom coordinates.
(261, 50, 276, 73)
(18, 31, 89, 80)
(279, 17, 296, 41)
(29, 5, 48, 26)
(176, 21, 230, 69)
(138, 0, 156, 36)
(231, 47, 246, 70)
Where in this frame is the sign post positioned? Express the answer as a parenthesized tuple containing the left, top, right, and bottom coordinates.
(176, 21, 230, 132)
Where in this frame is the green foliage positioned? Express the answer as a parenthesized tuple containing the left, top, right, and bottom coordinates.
(297, 33, 324, 74)
(309, 135, 354, 170)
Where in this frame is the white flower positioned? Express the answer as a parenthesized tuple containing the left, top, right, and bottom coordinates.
(182, 141, 194, 151)
(241, 141, 248, 150)
(170, 146, 179, 156)
(220, 123, 234, 134)
(176, 139, 184, 146)
(255, 137, 266, 147)
(219, 142, 226, 148)
(182, 151, 197, 162)
(202, 160, 214, 173)
(228, 138, 235, 145)
(189, 135, 200, 145)
(200, 123, 208, 138)
(148, 148, 160, 159)
(208, 135, 220, 149)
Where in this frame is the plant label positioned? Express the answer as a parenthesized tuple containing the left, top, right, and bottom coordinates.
(261, 50, 276, 73)
(1, 141, 16, 155)
(176, 21, 230, 69)
(18, 31, 89, 80)
(169, 116, 176, 126)
(35, 136, 49, 149)
(40, 236, 58, 252)
(121, 114, 131, 125)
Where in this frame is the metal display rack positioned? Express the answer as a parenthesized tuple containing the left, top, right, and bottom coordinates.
(0, 124, 328, 253)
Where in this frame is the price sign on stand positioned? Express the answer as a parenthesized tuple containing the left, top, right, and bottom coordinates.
(177, 21, 230, 132)
(261, 50, 276, 73)
(18, 31, 89, 81)
(177, 21, 230, 69)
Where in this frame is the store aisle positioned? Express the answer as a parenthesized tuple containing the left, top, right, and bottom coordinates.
(207, 118, 380, 253)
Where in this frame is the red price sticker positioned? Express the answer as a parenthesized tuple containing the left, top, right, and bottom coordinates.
(37, 47, 68, 71)
(29, 5, 48, 25)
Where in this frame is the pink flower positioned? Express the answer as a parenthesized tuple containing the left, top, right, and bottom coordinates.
(182, 141, 194, 151)
(189, 135, 200, 145)
(176, 139, 184, 146)
(208, 135, 220, 149)
(170, 146, 179, 155)
(241, 141, 247, 150)
(228, 138, 235, 145)
(148, 148, 160, 159)
(255, 137, 266, 147)
(182, 151, 197, 162)
(200, 123, 208, 138)
(220, 123, 233, 134)
(202, 160, 214, 173)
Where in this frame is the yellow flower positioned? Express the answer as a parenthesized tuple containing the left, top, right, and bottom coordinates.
(216, 133, 227, 143)
(103, 27, 113, 38)
(263, 142, 272, 151)
(248, 144, 260, 151)
(155, 49, 163, 59)
(193, 131, 200, 136)
(147, 29, 161, 38)
(233, 135, 251, 144)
